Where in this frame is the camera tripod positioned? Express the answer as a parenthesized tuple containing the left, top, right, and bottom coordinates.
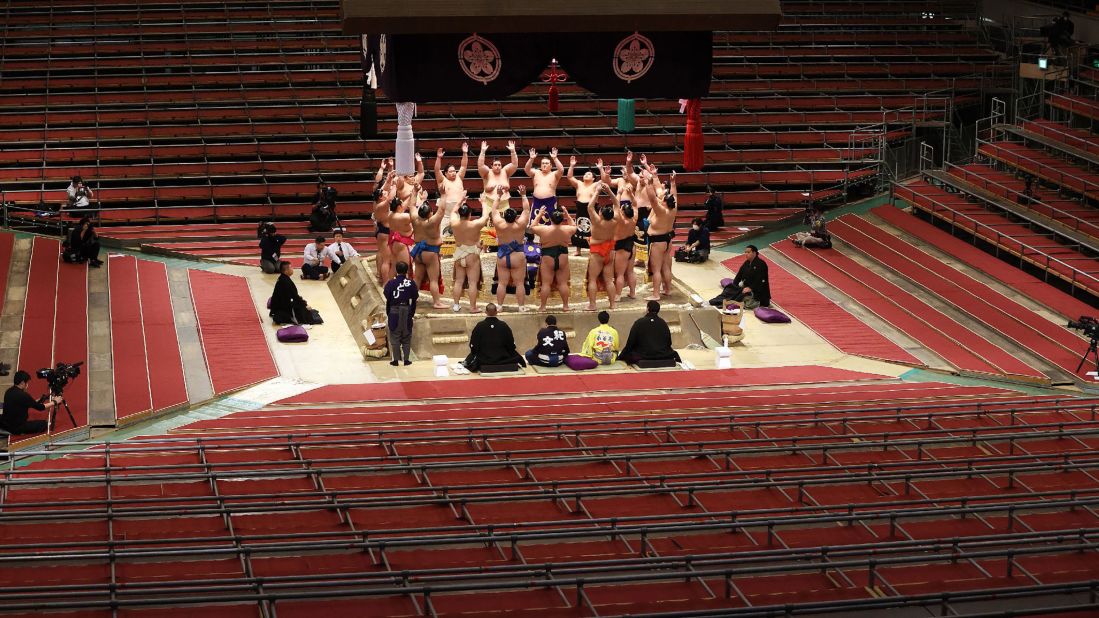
(1075, 336, 1099, 375)
(47, 392, 77, 431)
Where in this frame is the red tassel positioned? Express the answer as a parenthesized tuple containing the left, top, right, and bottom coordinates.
(548, 83, 559, 112)
(683, 98, 704, 172)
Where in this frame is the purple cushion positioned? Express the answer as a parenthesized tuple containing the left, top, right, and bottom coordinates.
(720, 278, 734, 288)
(754, 306, 791, 323)
(565, 354, 599, 371)
(266, 296, 272, 309)
(277, 325, 309, 343)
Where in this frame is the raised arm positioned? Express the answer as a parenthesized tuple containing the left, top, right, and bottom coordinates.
(669, 170, 678, 203)
(524, 148, 537, 178)
(566, 156, 579, 188)
(458, 142, 469, 176)
(374, 159, 388, 188)
(488, 186, 506, 226)
(599, 159, 612, 187)
(430, 192, 453, 225)
(413, 153, 425, 185)
(624, 151, 640, 185)
(504, 141, 519, 175)
(603, 182, 621, 208)
(551, 148, 564, 180)
(586, 187, 604, 220)
(517, 184, 531, 227)
(473, 193, 492, 227)
(478, 141, 490, 178)
(434, 148, 445, 184)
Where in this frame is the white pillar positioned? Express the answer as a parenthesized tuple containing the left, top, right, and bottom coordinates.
(395, 102, 417, 175)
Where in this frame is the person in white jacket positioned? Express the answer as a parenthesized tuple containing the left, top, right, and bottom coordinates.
(325, 230, 360, 272)
(301, 237, 330, 281)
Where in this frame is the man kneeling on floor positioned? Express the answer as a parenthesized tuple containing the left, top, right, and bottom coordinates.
(270, 261, 317, 325)
(526, 315, 569, 367)
(620, 300, 681, 366)
(1, 370, 61, 435)
(301, 236, 330, 281)
(462, 304, 526, 372)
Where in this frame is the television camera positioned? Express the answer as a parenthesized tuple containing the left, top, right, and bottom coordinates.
(1068, 316, 1099, 375)
(36, 361, 81, 428)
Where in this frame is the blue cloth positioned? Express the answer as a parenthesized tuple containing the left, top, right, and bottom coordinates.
(497, 240, 523, 267)
(410, 241, 440, 260)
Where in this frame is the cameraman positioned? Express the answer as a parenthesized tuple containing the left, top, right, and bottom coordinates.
(1, 370, 60, 435)
(66, 216, 103, 268)
(66, 176, 94, 212)
(308, 180, 338, 233)
(258, 222, 286, 274)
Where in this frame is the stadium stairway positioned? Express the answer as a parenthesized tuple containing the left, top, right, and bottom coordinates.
(0, 230, 277, 449)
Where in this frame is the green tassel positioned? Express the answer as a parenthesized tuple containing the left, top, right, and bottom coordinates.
(617, 98, 635, 133)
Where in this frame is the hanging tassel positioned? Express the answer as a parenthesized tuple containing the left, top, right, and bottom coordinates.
(682, 98, 703, 172)
(359, 36, 378, 139)
(617, 99, 635, 133)
(359, 85, 378, 139)
(544, 61, 562, 113)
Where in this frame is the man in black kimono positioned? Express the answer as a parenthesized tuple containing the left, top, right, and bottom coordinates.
(270, 261, 312, 325)
(730, 244, 771, 307)
(384, 261, 419, 366)
(525, 315, 570, 367)
(620, 301, 681, 365)
(462, 303, 526, 372)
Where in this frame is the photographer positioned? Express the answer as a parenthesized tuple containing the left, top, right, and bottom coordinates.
(65, 176, 94, 211)
(308, 180, 338, 233)
(675, 218, 710, 263)
(65, 216, 103, 268)
(1, 370, 60, 435)
(257, 222, 286, 274)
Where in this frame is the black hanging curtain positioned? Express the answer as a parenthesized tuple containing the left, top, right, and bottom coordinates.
(372, 33, 553, 103)
(554, 31, 712, 100)
(362, 30, 712, 109)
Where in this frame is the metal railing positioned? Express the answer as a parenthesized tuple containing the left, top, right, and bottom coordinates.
(894, 179, 1099, 293)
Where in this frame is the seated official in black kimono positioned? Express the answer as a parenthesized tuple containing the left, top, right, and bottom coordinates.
(729, 244, 771, 307)
(462, 304, 526, 372)
(620, 300, 681, 367)
(525, 315, 570, 367)
(270, 261, 313, 325)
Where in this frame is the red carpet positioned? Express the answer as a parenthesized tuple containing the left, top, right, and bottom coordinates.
(137, 259, 188, 412)
(52, 251, 89, 432)
(723, 254, 922, 366)
(833, 215, 1087, 376)
(192, 382, 1006, 431)
(873, 205, 1096, 320)
(17, 238, 60, 383)
(273, 365, 891, 406)
(774, 240, 1046, 381)
(188, 270, 278, 395)
(109, 256, 153, 419)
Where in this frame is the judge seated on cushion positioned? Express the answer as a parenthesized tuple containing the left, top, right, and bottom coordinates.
(620, 300, 681, 367)
(461, 304, 527, 372)
(525, 315, 570, 367)
(729, 244, 771, 307)
(270, 261, 314, 325)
